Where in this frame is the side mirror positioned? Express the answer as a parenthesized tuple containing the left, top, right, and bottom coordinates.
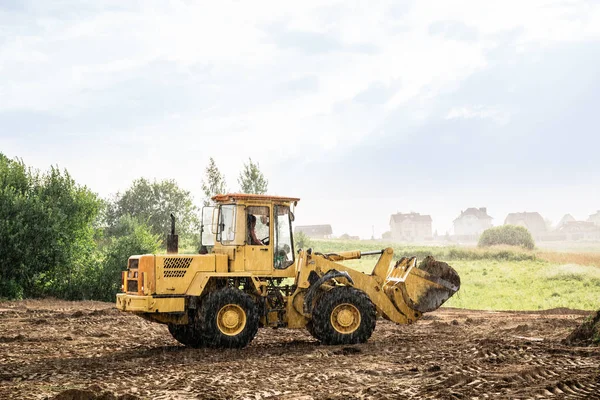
(290, 211, 295, 222)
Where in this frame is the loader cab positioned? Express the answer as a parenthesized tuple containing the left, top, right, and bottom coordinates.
(201, 194, 299, 274)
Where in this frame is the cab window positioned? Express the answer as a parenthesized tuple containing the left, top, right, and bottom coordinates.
(217, 204, 245, 245)
(200, 206, 216, 246)
(246, 206, 269, 246)
(274, 205, 294, 269)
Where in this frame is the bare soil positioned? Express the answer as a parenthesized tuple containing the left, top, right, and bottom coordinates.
(1, 299, 599, 399)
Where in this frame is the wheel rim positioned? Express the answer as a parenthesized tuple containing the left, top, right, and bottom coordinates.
(330, 303, 361, 334)
(217, 304, 247, 336)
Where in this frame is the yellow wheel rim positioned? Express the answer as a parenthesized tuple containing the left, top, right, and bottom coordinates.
(330, 303, 361, 334)
(217, 304, 247, 336)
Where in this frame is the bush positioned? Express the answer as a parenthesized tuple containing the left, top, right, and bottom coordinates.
(478, 225, 535, 250)
(78, 217, 161, 302)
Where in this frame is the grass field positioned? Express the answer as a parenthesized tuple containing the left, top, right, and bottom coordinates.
(308, 239, 600, 311)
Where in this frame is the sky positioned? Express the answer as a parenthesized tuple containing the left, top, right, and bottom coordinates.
(1, 0, 600, 238)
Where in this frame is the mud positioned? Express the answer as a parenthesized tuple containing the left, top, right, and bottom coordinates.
(418, 256, 461, 288)
(564, 310, 600, 347)
(1, 299, 599, 399)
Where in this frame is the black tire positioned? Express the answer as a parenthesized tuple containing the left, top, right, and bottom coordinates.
(305, 291, 324, 341)
(167, 323, 202, 347)
(305, 321, 319, 340)
(311, 286, 376, 345)
(196, 287, 259, 348)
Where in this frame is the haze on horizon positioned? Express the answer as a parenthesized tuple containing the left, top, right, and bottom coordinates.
(1, 1, 599, 238)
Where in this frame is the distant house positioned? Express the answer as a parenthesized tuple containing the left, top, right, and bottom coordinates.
(453, 207, 493, 236)
(588, 210, 600, 227)
(294, 225, 333, 239)
(557, 214, 576, 230)
(559, 221, 600, 241)
(504, 212, 547, 237)
(389, 212, 432, 242)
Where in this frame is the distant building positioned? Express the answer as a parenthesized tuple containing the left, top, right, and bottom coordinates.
(453, 207, 493, 236)
(389, 212, 432, 242)
(559, 221, 600, 241)
(557, 214, 576, 230)
(294, 225, 333, 239)
(588, 210, 600, 227)
(504, 212, 547, 237)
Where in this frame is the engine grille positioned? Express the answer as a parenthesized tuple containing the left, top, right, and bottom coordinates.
(163, 257, 192, 278)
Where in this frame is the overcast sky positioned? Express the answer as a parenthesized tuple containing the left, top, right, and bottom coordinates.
(1, 0, 600, 238)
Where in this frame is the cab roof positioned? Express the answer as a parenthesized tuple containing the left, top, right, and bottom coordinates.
(211, 193, 300, 203)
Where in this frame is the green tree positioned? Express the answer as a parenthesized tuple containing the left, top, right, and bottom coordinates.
(106, 178, 199, 242)
(0, 154, 102, 299)
(238, 158, 268, 194)
(478, 225, 535, 250)
(201, 157, 227, 206)
(79, 216, 160, 302)
(294, 231, 312, 250)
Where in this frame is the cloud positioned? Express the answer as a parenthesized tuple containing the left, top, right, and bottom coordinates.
(445, 106, 511, 125)
(265, 23, 379, 55)
(429, 20, 479, 41)
(2, 0, 600, 237)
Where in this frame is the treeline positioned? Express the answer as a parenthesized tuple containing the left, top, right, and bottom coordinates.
(0, 154, 268, 301)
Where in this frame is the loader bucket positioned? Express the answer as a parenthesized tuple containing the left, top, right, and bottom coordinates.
(384, 256, 460, 314)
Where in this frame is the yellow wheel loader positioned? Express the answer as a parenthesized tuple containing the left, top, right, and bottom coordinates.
(116, 194, 460, 348)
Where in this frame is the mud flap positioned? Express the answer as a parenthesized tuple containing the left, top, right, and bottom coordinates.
(303, 270, 354, 315)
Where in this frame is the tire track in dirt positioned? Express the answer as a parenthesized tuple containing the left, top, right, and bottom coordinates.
(0, 300, 599, 399)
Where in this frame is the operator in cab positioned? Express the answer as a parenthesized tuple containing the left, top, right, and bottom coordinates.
(247, 214, 262, 245)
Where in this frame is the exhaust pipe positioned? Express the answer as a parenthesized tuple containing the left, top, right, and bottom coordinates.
(167, 213, 178, 254)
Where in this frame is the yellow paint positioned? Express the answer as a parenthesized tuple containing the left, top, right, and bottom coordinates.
(217, 304, 247, 336)
(215, 254, 228, 273)
(116, 293, 185, 313)
(245, 244, 272, 273)
(371, 248, 394, 285)
(287, 290, 309, 329)
(330, 303, 361, 334)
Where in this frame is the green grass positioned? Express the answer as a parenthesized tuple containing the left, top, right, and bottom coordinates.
(444, 260, 600, 310)
(309, 239, 600, 311)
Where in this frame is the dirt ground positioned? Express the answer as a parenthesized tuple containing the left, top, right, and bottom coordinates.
(0, 299, 599, 400)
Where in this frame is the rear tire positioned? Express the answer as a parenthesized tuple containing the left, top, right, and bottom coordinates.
(311, 286, 376, 345)
(196, 287, 259, 348)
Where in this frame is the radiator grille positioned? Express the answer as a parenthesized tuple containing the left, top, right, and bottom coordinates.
(163, 257, 192, 278)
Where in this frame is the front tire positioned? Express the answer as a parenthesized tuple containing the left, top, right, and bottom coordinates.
(311, 286, 376, 345)
(168, 323, 202, 347)
(196, 288, 259, 348)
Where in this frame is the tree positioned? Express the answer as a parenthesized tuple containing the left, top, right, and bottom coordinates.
(106, 178, 198, 242)
(201, 157, 227, 206)
(294, 231, 312, 250)
(238, 158, 268, 194)
(0, 154, 102, 299)
(478, 225, 535, 250)
(79, 216, 160, 302)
